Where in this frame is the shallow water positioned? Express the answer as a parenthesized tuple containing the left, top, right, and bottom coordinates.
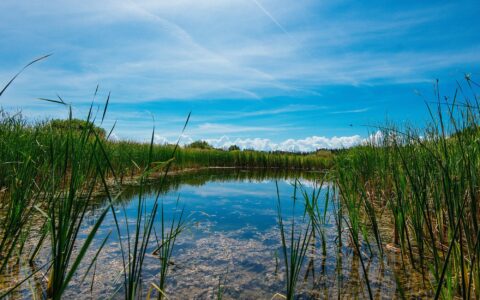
(2, 169, 429, 299)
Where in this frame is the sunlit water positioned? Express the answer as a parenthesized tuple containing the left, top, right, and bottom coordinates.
(3, 169, 429, 299)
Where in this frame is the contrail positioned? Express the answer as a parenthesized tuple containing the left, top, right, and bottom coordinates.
(251, 0, 290, 36)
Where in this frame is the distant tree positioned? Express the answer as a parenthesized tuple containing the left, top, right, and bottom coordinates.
(45, 118, 106, 139)
(186, 140, 214, 150)
(228, 145, 240, 151)
(314, 149, 333, 157)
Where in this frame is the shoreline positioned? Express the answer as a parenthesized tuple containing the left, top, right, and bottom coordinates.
(94, 166, 327, 197)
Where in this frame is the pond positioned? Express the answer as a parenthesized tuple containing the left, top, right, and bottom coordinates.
(5, 169, 428, 299)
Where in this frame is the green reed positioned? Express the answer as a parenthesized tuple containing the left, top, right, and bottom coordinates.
(275, 180, 313, 299)
(0, 124, 46, 274)
(40, 105, 112, 300)
(333, 77, 480, 299)
(152, 198, 186, 299)
(0, 117, 332, 190)
(0, 55, 115, 299)
(301, 177, 329, 256)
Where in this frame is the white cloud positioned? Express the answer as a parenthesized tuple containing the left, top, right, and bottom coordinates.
(207, 135, 365, 151)
(153, 134, 364, 151)
(368, 130, 384, 146)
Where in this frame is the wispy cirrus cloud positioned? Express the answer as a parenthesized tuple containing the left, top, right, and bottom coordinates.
(1, 0, 479, 144)
(330, 107, 370, 114)
(171, 104, 327, 123)
(238, 105, 326, 117)
(1, 0, 478, 105)
(194, 123, 294, 135)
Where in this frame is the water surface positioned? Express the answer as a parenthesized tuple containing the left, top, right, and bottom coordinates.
(5, 169, 428, 299)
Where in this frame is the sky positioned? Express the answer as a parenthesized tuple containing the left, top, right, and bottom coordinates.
(0, 0, 479, 151)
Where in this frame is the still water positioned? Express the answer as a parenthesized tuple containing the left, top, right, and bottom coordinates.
(8, 169, 428, 299)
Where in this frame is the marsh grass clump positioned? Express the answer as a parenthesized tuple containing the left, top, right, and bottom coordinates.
(0, 56, 190, 299)
(302, 176, 331, 257)
(0, 57, 330, 299)
(107, 141, 332, 182)
(334, 77, 480, 299)
(152, 198, 187, 299)
(275, 181, 313, 300)
(0, 56, 115, 298)
(0, 106, 115, 299)
(0, 118, 46, 274)
(41, 107, 113, 300)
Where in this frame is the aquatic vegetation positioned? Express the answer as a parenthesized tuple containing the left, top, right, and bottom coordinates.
(41, 107, 113, 300)
(0, 112, 332, 190)
(301, 176, 330, 256)
(0, 58, 188, 299)
(275, 181, 313, 299)
(1, 56, 478, 299)
(333, 78, 480, 299)
(153, 199, 187, 299)
(0, 58, 114, 298)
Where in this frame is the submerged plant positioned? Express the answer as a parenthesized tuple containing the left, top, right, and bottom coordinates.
(153, 198, 187, 299)
(301, 176, 330, 257)
(275, 180, 313, 300)
(103, 114, 190, 300)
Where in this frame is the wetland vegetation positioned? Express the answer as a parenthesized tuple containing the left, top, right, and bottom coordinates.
(0, 62, 479, 299)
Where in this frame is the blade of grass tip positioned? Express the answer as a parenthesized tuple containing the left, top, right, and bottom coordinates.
(93, 84, 99, 102)
(92, 129, 117, 180)
(148, 125, 155, 169)
(156, 111, 192, 180)
(101, 91, 111, 124)
(0, 53, 52, 97)
(107, 120, 117, 140)
(58, 204, 111, 296)
(85, 98, 95, 130)
(33, 205, 51, 221)
(56, 94, 67, 105)
(38, 98, 67, 106)
(173, 111, 191, 152)
(152, 111, 192, 200)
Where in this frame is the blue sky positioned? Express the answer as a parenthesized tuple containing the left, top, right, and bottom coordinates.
(0, 0, 479, 150)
